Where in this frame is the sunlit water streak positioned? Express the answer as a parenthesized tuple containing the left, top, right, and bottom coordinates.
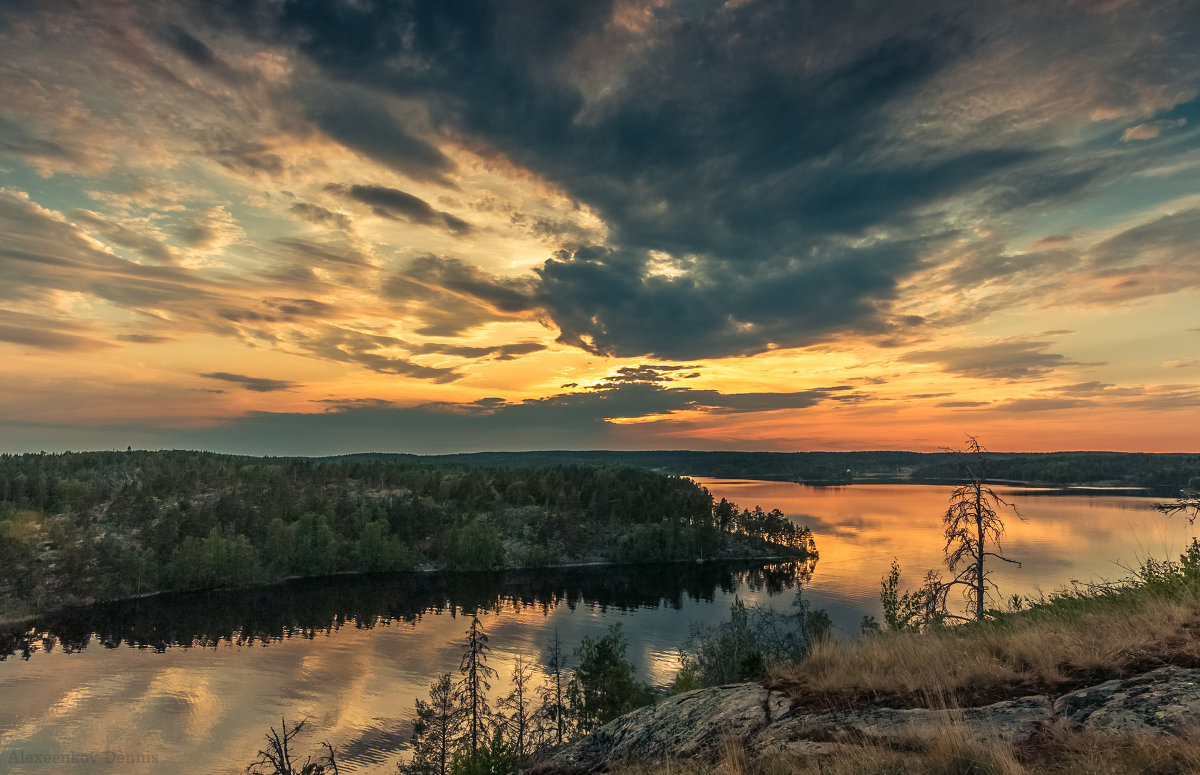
(694, 479, 1195, 632)
(0, 480, 1190, 774)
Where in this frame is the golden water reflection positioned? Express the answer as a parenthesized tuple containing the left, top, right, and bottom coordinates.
(694, 479, 1195, 621)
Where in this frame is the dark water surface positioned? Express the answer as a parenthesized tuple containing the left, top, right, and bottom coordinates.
(0, 480, 1189, 774)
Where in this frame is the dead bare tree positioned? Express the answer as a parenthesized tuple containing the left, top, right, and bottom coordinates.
(941, 436, 1022, 622)
(1154, 489, 1200, 526)
(246, 717, 339, 775)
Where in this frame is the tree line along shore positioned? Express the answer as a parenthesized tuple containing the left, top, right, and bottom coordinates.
(0, 450, 815, 620)
(326, 449, 1200, 487)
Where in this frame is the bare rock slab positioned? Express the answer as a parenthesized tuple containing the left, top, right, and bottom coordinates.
(757, 695, 1052, 754)
(1054, 665, 1200, 735)
(543, 684, 788, 771)
(542, 686, 1051, 771)
(541, 667, 1200, 772)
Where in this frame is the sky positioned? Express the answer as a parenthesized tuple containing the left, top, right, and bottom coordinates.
(1, 0, 1198, 455)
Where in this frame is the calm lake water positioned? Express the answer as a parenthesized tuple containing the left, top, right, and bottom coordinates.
(0, 480, 1190, 774)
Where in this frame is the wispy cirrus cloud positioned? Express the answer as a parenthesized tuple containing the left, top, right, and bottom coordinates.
(200, 372, 298, 393)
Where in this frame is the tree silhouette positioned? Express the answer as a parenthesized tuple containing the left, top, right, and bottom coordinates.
(456, 614, 497, 754)
(246, 717, 338, 775)
(540, 629, 570, 747)
(567, 624, 652, 732)
(403, 673, 460, 775)
(498, 655, 535, 760)
(940, 436, 1021, 621)
(1154, 489, 1200, 527)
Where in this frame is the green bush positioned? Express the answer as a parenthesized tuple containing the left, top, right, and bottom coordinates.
(568, 624, 654, 731)
(166, 526, 261, 589)
(354, 519, 416, 571)
(450, 729, 518, 775)
(446, 519, 506, 571)
(677, 594, 829, 687)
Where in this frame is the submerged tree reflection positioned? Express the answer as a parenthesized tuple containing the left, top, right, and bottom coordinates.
(0, 558, 815, 660)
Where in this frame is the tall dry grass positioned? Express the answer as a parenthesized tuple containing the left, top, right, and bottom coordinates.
(771, 567, 1200, 707)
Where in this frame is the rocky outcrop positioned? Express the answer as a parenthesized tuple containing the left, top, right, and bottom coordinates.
(543, 684, 790, 770)
(757, 695, 1051, 754)
(1054, 665, 1200, 735)
(539, 666, 1200, 772)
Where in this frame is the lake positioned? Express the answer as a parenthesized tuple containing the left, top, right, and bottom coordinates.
(0, 480, 1191, 773)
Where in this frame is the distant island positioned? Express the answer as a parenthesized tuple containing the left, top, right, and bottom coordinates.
(0, 451, 815, 621)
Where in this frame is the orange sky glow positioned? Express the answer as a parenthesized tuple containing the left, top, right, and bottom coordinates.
(1, 0, 1198, 454)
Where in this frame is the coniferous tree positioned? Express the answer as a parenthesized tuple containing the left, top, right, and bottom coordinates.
(497, 655, 535, 760)
(567, 624, 653, 733)
(403, 673, 460, 775)
(539, 630, 571, 747)
(456, 615, 497, 754)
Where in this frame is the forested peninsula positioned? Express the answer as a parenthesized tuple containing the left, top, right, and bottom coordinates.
(0, 451, 815, 620)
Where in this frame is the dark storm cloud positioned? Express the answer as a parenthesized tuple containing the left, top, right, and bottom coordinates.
(535, 241, 913, 359)
(331, 185, 471, 235)
(200, 372, 298, 392)
(382, 256, 537, 337)
(191, 0, 1200, 359)
(303, 88, 455, 184)
(403, 255, 536, 314)
(901, 340, 1099, 381)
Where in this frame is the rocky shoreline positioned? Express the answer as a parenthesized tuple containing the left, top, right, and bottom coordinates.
(538, 666, 1200, 771)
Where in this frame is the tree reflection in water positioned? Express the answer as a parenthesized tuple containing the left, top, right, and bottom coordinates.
(0, 558, 815, 661)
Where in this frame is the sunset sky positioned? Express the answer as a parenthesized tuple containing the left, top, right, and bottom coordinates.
(1, 0, 1198, 455)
